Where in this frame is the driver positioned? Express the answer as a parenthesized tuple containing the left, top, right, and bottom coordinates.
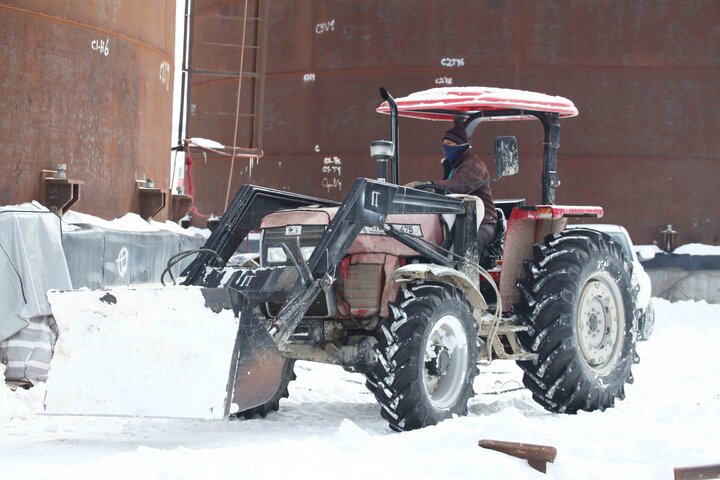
(406, 121, 498, 251)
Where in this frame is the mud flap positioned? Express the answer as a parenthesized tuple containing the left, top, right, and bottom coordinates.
(44, 286, 283, 419)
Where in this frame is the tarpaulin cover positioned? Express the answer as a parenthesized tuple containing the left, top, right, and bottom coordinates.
(62, 225, 205, 289)
(0, 203, 71, 382)
(0, 203, 72, 342)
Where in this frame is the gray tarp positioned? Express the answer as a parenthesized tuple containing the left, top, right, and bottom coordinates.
(0, 203, 72, 342)
(1, 204, 206, 383)
(0, 203, 72, 382)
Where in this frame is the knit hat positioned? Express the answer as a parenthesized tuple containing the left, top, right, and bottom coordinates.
(443, 122, 468, 145)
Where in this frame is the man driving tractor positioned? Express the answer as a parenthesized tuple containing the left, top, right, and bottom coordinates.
(406, 121, 498, 251)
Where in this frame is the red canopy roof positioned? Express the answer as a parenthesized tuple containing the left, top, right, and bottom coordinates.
(376, 86, 578, 121)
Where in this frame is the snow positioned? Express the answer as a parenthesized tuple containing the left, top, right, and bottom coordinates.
(673, 243, 720, 256)
(187, 137, 225, 149)
(402, 87, 576, 112)
(378, 86, 579, 120)
(61, 209, 209, 238)
(2, 298, 719, 479)
(44, 287, 240, 418)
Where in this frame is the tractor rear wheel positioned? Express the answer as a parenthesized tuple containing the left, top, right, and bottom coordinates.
(514, 228, 637, 413)
(368, 282, 479, 431)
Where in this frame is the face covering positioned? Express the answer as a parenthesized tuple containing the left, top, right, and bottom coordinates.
(442, 143, 469, 164)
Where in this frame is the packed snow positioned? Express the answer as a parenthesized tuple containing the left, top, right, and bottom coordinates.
(44, 288, 241, 418)
(1, 298, 718, 480)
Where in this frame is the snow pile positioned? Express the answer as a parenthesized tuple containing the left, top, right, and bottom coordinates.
(0, 365, 38, 422)
(673, 243, 720, 256)
(62, 210, 208, 238)
(44, 287, 240, 418)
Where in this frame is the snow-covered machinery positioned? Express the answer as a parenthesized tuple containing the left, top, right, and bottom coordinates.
(45, 87, 641, 431)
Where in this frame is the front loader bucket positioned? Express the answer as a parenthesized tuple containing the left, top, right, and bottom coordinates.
(44, 286, 284, 419)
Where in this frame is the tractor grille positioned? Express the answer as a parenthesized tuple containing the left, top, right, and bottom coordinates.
(261, 225, 326, 267)
(261, 225, 333, 318)
(341, 263, 382, 318)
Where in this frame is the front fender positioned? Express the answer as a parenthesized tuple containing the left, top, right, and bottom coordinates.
(392, 264, 487, 318)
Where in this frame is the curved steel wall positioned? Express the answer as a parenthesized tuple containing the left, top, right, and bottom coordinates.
(185, 0, 719, 246)
(0, 1, 175, 219)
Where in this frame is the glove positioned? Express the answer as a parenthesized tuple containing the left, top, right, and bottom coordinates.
(404, 181, 434, 191)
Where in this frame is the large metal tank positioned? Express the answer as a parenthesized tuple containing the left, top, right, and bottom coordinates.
(0, 1, 175, 219)
(186, 0, 719, 245)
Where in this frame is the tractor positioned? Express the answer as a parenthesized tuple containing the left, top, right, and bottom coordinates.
(46, 86, 639, 432)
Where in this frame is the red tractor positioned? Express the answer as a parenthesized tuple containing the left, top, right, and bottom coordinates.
(47, 86, 639, 432)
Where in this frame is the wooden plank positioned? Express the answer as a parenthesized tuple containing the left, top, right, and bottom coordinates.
(479, 439, 557, 474)
(674, 464, 720, 480)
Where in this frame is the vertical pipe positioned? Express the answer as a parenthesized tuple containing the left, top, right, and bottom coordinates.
(183, 0, 196, 148)
(176, 0, 191, 146)
(254, 0, 269, 151)
(391, 104, 400, 185)
(379, 88, 400, 185)
(536, 113, 561, 205)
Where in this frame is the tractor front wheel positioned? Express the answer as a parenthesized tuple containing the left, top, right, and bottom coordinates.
(367, 282, 479, 431)
(514, 228, 638, 414)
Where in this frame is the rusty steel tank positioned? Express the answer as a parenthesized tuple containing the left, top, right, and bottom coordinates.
(185, 0, 719, 245)
(0, 1, 175, 220)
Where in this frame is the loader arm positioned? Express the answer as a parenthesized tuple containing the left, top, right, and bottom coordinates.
(268, 178, 467, 347)
(182, 185, 340, 285)
(189, 179, 469, 349)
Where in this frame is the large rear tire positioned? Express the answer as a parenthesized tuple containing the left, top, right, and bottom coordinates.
(514, 228, 638, 413)
(367, 282, 479, 431)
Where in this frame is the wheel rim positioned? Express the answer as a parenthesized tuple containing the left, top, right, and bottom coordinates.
(422, 315, 469, 409)
(576, 271, 625, 373)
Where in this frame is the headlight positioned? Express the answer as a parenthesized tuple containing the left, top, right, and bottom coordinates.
(267, 247, 287, 263)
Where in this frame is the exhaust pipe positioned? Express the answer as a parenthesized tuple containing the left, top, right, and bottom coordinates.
(379, 87, 400, 184)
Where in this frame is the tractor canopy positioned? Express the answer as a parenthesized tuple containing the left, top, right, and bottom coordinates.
(374, 86, 578, 204)
(376, 86, 578, 122)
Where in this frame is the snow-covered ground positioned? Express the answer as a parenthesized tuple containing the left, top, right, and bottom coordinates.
(1, 298, 719, 480)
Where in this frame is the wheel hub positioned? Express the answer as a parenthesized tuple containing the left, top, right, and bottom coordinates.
(576, 272, 625, 373)
(422, 315, 470, 409)
(425, 345, 451, 376)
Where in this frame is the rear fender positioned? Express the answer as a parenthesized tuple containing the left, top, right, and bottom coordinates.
(500, 205, 603, 308)
(392, 264, 487, 320)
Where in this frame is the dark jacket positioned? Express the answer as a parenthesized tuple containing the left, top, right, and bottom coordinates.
(431, 147, 497, 225)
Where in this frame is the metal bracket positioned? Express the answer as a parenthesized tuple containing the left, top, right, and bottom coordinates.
(137, 180, 167, 220)
(42, 172, 83, 216)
